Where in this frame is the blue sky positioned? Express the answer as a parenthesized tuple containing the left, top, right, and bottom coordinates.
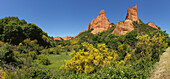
(0, 0, 169, 37)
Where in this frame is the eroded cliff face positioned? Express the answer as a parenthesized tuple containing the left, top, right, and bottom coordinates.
(55, 4, 159, 39)
(125, 4, 140, 23)
(88, 10, 112, 34)
(112, 4, 139, 35)
(62, 36, 73, 40)
(53, 37, 63, 40)
(147, 22, 158, 29)
(112, 20, 134, 35)
(54, 36, 73, 40)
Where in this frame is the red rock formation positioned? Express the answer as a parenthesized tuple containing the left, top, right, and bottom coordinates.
(125, 4, 140, 23)
(53, 37, 63, 40)
(112, 4, 139, 35)
(62, 36, 73, 40)
(73, 30, 87, 38)
(112, 20, 134, 35)
(88, 10, 112, 34)
(147, 22, 158, 29)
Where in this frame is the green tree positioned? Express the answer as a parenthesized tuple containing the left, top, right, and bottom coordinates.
(2, 24, 25, 44)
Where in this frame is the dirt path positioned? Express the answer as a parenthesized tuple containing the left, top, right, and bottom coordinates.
(150, 47, 170, 79)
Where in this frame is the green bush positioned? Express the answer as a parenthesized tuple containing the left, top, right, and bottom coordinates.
(27, 67, 52, 79)
(0, 41, 4, 47)
(37, 54, 50, 65)
(72, 44, 81, 52)
(29, 51, 37, 59)
(124, 31, 138, 48)
(48, 48, 54, 54)
(0, 43, 18, 65)
(0, 16, 55, 47)
(17, 38, 43, 54)
(5, 67, 52, 79)
(14, 51, 20, 57)
(117, 44, 132, 60)
(168, 37, 170, 46)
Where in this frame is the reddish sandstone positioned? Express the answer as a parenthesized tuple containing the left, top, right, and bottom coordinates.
(125, 4, 140, 23)
(53, 37, 63, 40)
(147, 22, 158, 29)
(88, 10, 112, 34)
(62, 36, 73, 40)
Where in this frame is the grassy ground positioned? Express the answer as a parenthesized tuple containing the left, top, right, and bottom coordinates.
(41, 52, 71, 72)
(150, 47, 170, 79)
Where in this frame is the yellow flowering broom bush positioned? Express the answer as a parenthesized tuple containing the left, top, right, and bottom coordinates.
(60, 42, 118, 73)
(136, 33, 168, 62)
(0, 69, 5, 79)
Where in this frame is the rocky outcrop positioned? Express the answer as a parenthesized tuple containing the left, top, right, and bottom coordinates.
(88, 10, 112, 34)
(53, 37, 63, 40)
(112, 4, 139, 35)
(62, 36, 73, 40)
(54, 36, 73, 40)
(125, 4, 140, 23)
(147, 22, 158, 29)
(112, 20, 134, 35)
(73, 30, 87, 38)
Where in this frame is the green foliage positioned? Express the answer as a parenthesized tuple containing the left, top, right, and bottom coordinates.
(2, 24, 25, 44)
(27, 67, 51, 79)
(0, 41, 4, 47)
(57, 30, 169, 78)
(37, 54, 51, 65)
(167, 37, 170, 46)
(5, 68, 28, 79)
(124, 30, 138, 47)
(29, 51, 37, 59)
(0, 69, 6, 79)
(0, 43, 18, 65)
(133, 21, 157, 34)
(0, 16, 169, 79)
(48, 48, 54, 54)
(0, 16, 55, 47)
(5, 67, 52, 79)
(72, 44, 81, 52)
(17, 38, 43, 54)
(111, 23, 115, 26)
(117, 44, 132, 60)
(14, 51, 20, 57)
(61, 42, 118, 73)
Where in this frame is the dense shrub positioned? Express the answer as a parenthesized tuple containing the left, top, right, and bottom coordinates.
(17, 38, 43, 54)
(4, 66, 52, 79)
(0, 16, 55, 47)
(0, 43, 18, 65)
(168, 37, 170, 46)
(135, 31, 167, 62)
(124, 30, 138, 48)
(0, 41, 4, 47)
(27, 67, 51, 79)
(117, 44, 132, 60)
(60, 42, 118, 73)
(72, 44, 81, 52)
(37, 54, 51, 65)
(29, 51, 37, 59)
(133, 21, 157, 34)
(0, 69, 5, 79)
(57, 30, 169, 78)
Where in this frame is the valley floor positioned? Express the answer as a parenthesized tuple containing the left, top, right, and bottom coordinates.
(150, 47, 170, 79)
(41, 52, 71, 72)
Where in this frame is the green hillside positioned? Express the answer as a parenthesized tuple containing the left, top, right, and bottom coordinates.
(0, 17, 170, 79)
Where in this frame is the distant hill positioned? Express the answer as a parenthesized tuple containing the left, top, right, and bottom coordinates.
(0, 17, 54, 47)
